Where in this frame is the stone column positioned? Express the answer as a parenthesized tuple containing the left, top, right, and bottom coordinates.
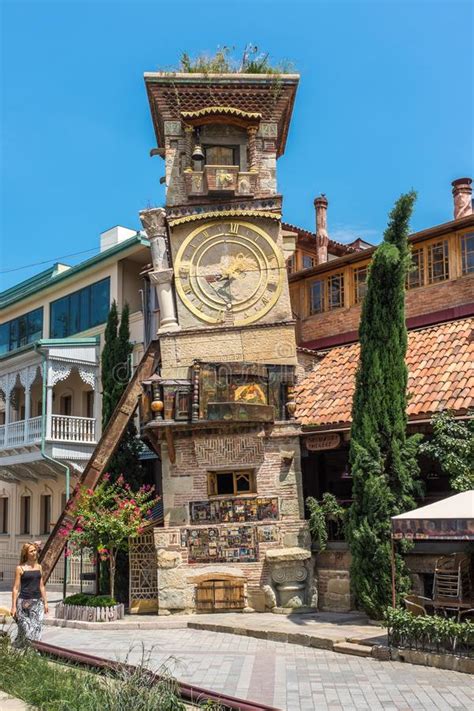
(139, 207, 179, 333)
(247, 126, 258, 171)
(314, 194, 329, 264)
(184, 126, 194, 168)
(149, 270, 179, 332)
(452, 178, 473, 219)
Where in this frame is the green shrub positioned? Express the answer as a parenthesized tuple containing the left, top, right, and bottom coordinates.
(384, 607, 474, 655)
(177, 46, 294, 75)
(306, 494, 346, 551)
(63, 594, 117, 608)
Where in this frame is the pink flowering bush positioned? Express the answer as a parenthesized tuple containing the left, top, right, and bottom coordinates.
(60, 475, 159, 599)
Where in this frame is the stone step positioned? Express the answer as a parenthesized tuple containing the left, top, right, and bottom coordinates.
(333, 641, 373, 658)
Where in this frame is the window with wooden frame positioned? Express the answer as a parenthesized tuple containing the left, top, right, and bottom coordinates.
(427, 240, 449, 284)
(20, 496, 30, 535)
(302, 254, 316, 270)
(174, 388, 191, 421)
(287, 255, 295, 274)
(353, 265, 368, 303)
(406, 240, 450, 289)
(0, 497, 8, 534)
(309, 272, 344, 314)
(461, 232, 474, 274)
(208, 469, 256, 497)
(407, 247, 424, 289)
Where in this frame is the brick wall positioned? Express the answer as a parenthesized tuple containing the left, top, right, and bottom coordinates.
(296, 273, 474, 346)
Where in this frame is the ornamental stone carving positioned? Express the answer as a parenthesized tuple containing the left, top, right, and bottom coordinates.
(139, 207, 167, 239)
(266, 547, 312, 609)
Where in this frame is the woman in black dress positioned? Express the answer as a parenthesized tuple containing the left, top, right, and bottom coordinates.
(11, 542, 48, 645)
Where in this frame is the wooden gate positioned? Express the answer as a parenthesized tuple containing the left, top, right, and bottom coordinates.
(195, 579, 245, 612)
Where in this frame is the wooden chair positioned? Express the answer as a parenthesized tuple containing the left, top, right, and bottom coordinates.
(433, 554, 472, 602)
(404, 594, 432, 616)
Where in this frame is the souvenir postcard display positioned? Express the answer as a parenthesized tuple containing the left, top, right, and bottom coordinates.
(189, 497, 279, 524)
(186, 525, 258, 563)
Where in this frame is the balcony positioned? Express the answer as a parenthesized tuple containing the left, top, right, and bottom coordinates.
(0, 338, 99, 479)
(184, 166, 257, 198)
(0, 415, 96, 450)
(0, 416, 42, 449)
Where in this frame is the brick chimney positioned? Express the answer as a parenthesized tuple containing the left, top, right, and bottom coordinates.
(314, 194, 329, 264)
(452, 178, 472, 220)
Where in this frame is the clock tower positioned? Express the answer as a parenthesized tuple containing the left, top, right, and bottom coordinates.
(133, 70, 314, 615)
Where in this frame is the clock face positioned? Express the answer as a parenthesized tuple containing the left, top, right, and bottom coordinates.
(174, 220, 284, 326)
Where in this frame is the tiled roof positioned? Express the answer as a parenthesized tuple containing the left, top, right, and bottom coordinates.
(295, 317, 474, 428)
(281, 222, 359, 257)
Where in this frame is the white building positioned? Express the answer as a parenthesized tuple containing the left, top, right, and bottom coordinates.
(0, 226, 155, 562)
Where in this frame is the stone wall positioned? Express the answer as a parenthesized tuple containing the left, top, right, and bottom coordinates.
(154, 423, 313, 614)
(315, 548, 352, 612)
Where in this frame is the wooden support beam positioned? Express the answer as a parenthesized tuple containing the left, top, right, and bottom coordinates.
(39, 340, 161, 581)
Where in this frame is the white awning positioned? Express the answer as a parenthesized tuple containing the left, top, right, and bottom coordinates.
(392, 491, 474, 521)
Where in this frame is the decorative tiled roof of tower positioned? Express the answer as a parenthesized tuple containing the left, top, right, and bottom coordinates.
(295, 317, 474, 428)
(144, 73, 299, 157)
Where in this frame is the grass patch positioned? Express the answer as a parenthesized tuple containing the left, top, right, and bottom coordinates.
(0, 636, 197, 710)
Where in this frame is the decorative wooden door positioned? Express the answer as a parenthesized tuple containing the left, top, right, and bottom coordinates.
(195, 579, 245, 612)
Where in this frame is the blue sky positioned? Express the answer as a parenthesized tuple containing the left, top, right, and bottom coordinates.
(1, 0, 472, 291)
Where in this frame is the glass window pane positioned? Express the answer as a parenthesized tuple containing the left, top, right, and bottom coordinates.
(428, 241, 449, 283)
(353, 267, 368, 303)
(0, 323, 9, 355)
(27, 308, 43, 342)
(80, 287, 90, 331)
(90, 279, 110, 327)
(18, 315, 28, 347)
(50, 297, 70, 338)
(328, 274, 344, 309)
(461, 233, 474, 274)
(9, 319, 19, 350)
(69, 291, 81, 335)
(407, 248, 424, 289)
(310, 280, 324, 314)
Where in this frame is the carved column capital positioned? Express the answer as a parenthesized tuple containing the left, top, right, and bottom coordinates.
(149, 268, 174, 286)
(139, 207, 167, 240)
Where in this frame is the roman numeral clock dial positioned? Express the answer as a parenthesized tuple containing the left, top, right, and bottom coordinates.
(174, 221, 284, 326)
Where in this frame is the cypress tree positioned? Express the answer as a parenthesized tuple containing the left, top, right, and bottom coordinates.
(347, 192, 423, 619)
(101, 300, 119, 428)
(99, 303, 149, 600)
(101, 302, 146, 490)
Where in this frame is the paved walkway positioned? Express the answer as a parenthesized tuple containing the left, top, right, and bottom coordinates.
(0, 691, 29, 710)
(40, 625, 474, 711)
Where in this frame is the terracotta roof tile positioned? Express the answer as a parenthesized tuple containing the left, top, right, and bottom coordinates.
(295, 317, 474, 427)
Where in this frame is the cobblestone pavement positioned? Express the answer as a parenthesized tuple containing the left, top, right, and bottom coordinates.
(40, 626, 474, 711)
